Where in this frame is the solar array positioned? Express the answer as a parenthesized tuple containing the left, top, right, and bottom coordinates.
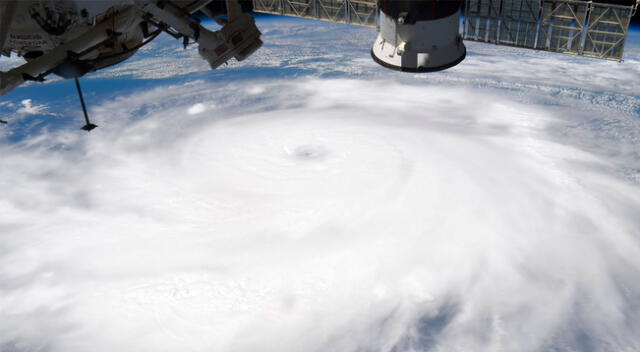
(252, 0, 378, 26)
(464, 0, 638, 60)
(252, 0, 638, 61)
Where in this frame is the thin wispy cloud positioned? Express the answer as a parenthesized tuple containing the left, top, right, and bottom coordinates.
(15, 99, 57, 116)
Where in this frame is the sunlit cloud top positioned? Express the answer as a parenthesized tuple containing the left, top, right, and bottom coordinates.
(1, 76, 640, 352)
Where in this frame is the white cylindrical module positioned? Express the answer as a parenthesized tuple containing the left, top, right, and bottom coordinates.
(371, 0, 466, 72)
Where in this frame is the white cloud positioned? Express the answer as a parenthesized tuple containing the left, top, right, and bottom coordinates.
(15, 99, 59, 116)
(187, 102, 212, 115)
(247, 85, 265, 95)
(1, 78, 639, 352)
(89, 19, 640, 106)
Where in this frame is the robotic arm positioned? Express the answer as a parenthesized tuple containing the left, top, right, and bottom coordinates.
(137, 0, 262, 70)
(0, 0, 263, 96)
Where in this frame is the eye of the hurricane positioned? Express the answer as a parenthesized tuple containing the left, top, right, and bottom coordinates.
(288, 144, 328, 161)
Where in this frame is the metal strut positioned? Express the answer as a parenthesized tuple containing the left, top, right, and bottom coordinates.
(74, 77, 97, 131)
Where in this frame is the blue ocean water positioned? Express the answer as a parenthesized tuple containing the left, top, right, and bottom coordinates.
(1, 16, 638, 143)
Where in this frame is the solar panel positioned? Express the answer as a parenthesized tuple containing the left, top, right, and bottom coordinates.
(251, 0, 638, 61)
(463, 0, 638, 60)
(252, 0, 378, 26)
(583, 2, 636, 58)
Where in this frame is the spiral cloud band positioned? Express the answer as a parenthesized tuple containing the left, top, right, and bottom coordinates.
(1, 78, 640, 352)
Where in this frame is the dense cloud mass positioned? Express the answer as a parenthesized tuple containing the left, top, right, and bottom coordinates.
(2, 78, 640, 352)
(1, 18, 640, 352)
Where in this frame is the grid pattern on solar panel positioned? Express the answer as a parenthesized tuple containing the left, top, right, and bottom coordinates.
(539, 0, 588, 53)
(251, 0, 637, 61)
(462, 0, 638, 60)
(499, 0, 541, 46)
(252, 0, 377, 25)
(583, 3, 635, 58)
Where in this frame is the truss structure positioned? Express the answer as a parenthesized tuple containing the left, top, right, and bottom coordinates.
(252, 0, 377, 26)
(252, 0, 638, 61)
(463, 0, 639, 60)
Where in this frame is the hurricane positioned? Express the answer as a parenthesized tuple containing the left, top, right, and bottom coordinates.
(1, 74, 639, 352)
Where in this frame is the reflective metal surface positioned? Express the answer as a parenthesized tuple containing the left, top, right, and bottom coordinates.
(252, 0, 638, 61)
(463, 0, 638, 60)
(252, 0, 378, 26)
